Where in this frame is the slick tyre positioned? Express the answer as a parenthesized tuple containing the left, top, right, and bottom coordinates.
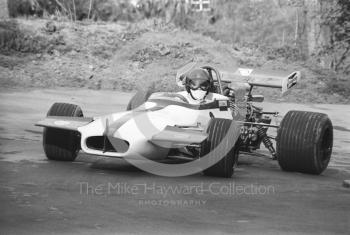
(203, 118, 239, 178)
(43, 103, 83, 161)
(277, 111, 333, 175)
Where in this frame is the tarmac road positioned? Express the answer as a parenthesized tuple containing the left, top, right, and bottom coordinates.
(0, 89, 349, 234)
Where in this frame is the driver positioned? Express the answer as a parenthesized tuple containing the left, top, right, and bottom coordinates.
(177, 68, 223, 104)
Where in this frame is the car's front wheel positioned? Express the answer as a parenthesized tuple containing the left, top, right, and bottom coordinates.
(43, 103, 83, 161)
(202, 118, 240, 178)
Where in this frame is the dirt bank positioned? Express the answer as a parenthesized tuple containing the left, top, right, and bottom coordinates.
(1, 19, 349, 104)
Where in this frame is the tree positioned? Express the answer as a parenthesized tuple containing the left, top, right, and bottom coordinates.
(0, 0, 9, 19)
(323, 0, 350, 73)
(304, 0, 350, 73)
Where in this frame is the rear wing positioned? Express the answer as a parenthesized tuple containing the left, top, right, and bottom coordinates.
(222, 68, 302, 95)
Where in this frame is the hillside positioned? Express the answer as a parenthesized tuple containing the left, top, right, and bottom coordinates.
(0, 18, 349, 104)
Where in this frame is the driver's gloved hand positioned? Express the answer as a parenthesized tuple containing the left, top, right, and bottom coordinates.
(223, 87, 235, 99)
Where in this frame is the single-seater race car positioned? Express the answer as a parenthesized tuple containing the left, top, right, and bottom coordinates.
(36, 62, 333, 178)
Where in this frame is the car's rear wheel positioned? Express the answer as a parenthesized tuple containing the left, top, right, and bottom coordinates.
(126, 87, 154, 111)
(202, 118, 239, 178)
(43, 103, 83, 161)
(277, 111, 333, 175)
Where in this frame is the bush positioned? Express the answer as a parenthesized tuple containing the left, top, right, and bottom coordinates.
(36, 0, 92, 21)
(7, 0, 142, 22)
(193, 0, 296, 46)
(7, 0, 42, 18)
(0, 20, 45, 53)
(325, 78, 350, 96)
(0, 20, 61, 54)
(263, 45, 303, 61)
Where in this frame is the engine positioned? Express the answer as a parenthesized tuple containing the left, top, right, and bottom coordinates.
(238, 102, 277, 159)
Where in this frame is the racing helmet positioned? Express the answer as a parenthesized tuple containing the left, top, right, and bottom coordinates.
(185, 68, 213, 100)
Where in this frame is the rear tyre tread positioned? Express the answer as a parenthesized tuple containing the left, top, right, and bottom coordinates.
(277, 111, 333, 175)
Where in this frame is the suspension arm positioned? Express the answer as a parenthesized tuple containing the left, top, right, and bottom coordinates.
(236, 121, 279, 128)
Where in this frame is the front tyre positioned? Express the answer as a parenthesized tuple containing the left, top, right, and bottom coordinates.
(202, 118, 239, 178)
(43, 103, 83, 161)
(277, 111, 333, 175)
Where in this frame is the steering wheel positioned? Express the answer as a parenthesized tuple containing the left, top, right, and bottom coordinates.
(200, 66, 224, 95)
(171, 93, 189, 103)
(157, 93, 189, 104)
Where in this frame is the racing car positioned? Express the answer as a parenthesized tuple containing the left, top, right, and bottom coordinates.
(36, 62, 333, 178)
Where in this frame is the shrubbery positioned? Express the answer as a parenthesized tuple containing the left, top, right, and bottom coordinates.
(7, 0, 138, 21)
(7, 0, 41, 18)
(0, 20, 48, 53)
(5, 0, 299, 48)
(7, 0, 178, 22)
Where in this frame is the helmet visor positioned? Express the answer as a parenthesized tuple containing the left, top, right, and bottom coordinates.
(189, 80, 210, 91)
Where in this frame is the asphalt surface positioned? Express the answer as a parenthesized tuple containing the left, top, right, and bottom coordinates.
(0, 89, 349, 234)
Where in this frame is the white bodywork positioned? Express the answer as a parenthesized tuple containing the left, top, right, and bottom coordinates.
(80, 93, 231, 159)
(37, 92, 233, 161)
